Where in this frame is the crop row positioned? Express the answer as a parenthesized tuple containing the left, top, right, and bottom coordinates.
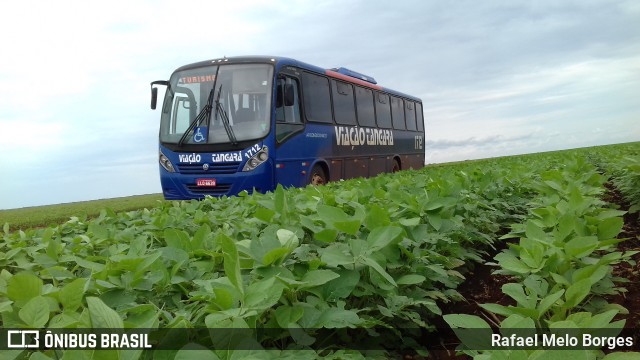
(445, 155, 640, 358)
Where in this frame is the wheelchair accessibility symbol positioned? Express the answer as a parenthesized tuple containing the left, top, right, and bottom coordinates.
(193, 127, 207, 143)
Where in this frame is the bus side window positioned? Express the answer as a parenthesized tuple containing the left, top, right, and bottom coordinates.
(405, 101, 417, 131)
(416, 102, 424, 132)
(391, 96, 405, 130)
(355, 86, 375, 127)
(331, 80, 357, 126)
(301, 72, 333, 123)
(375, 92, 392, 129)
(276, 77, 303, 143)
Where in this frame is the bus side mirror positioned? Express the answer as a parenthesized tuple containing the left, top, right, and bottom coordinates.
(284, 84, 295, 106)
(151, 87, 158, 109)
(150, 80, 169, 110)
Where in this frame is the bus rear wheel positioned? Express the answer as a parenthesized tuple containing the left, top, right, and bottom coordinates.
(392, 158, 401, 173)
(309, 165, 327, 186)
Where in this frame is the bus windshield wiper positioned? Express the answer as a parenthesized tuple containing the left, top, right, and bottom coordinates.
(214, 85, 238, 146)
(178, 87, 215, 147)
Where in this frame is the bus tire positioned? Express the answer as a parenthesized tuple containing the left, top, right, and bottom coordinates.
(309, 164, 327, 186)
(392, 158, 401, 173)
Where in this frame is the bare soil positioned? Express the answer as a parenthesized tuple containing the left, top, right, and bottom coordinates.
(602, 182, 640, 329)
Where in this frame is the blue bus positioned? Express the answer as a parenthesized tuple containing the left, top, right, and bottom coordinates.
(150, 56, 424, 200)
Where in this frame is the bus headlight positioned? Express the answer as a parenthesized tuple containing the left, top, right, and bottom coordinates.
(242, 146, 269, 172)
(159, 151, 175, 173)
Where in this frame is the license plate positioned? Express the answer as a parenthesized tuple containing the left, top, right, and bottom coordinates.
(196, 178, 216, 187)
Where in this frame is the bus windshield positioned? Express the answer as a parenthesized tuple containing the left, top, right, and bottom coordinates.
(160, 63, 274, 145)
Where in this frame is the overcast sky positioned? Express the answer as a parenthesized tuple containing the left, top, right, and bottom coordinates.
(1, 0, 639, 209)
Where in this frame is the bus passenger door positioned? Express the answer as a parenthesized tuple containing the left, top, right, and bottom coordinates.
(274, 76, 306, 187)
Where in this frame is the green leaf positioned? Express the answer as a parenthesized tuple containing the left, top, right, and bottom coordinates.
(124, 305, 160, 328)
(364, 204, 391, 228)
(502, 283, 534, 308)
(443, 314, 491, 329)
(18, 296, 49, 327)
(274, 184, 287, 215)
(537, 289, 565, 317)
(262, 247, 290, 266)
(243, 277, 283, 310)
(572, 264, 609, 284)
(74, 257, 106, 272)
(361, 256, 396, 287)
(218, 233, 244, 295)
(320, 243, 353, 267)
(276, 229, 299, 249)
(500, 314, 535, 329)
(366, 226, 403, 252)
(396, 274, 426, 285)
(317, 307, 362, 328)
(28, 352, 55, 360)
(334, 220, 362, 236)
(192, 224, 211, 250)
(424, 199, 444, 211)
(175, 345, 220, 360)
(596, 209, 627, 220)
(159, 246, 189, 264)
(7, 272, 42, 306)
(564, 278, 592, 308)
(202, 287, 229, 310)
(588, 309, 619, 328)
(86, 296, 124, 328)
(601, 353, 640, 360)
(443, 313, 493, 350)
(204, 312, 253, 350)
(275, 305, 305, 328)
(314, 228, 338, 243)
(316, 269, 360, 301)
(565, 236, 599, 258)
(254, 207, 275, 223)
(556, 214, 575, 241)
(58, 278, 87, 312)
(427, 213, 442, 231)
(299, 270, 341, 289)
(0, 300, 13, 313)
(550, 272, 570, 286)
(519, 237, 545, 269)
(399, 217, 421, 227)
(164, 228, 191, 251)
(597, 217, 624, 240)
(495, 252, 532, 274)
(317, 205, 348, 225)
(88, 223, 110, 240)
(525, 220, 548, 242)
(479, 303, 514, 317)
(508, 306, 540, 319)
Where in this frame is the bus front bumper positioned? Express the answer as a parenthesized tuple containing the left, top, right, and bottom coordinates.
(159, 160, 274, 200)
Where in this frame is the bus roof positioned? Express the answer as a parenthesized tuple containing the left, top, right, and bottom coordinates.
(174, 56, 422, 103)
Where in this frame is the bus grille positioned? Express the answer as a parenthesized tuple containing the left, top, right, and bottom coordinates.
(177, 162, 241, 174)
(185, 184, 232, 195)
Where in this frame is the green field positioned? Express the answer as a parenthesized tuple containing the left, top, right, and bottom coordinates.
(1, 143, 633, 232)
(1, 142, 639, 359)
(0, 194, 164, 232)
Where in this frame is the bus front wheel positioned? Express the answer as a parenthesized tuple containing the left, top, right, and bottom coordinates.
(310, 165, 327, 186)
